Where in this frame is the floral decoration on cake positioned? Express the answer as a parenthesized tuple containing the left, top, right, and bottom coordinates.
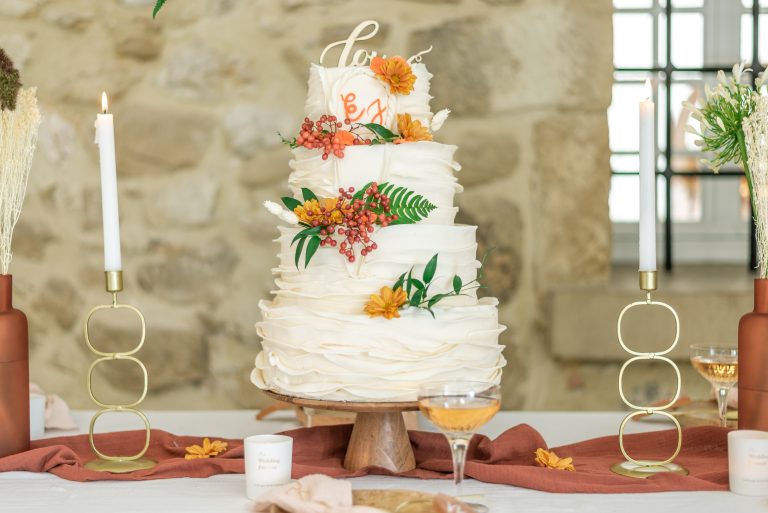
(280, 110, 444, 159)
(364, 286, 408, 319)
(265, 182, 436, 267)
(369, 56, 416, 95)
(365, 252, 488, 319)
(395, 113, 432, 144)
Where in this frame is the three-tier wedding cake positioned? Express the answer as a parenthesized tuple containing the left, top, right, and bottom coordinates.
(251, 21, 506, 402)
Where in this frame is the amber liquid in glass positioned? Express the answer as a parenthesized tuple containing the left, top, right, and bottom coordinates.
(691, 357, 739, 386)
(419, 395, 500, 434)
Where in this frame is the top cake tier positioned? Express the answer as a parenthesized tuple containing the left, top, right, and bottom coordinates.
(305, 62, 434, 133)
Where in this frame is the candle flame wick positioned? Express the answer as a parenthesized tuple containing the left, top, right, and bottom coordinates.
(101, 92, 109, 114)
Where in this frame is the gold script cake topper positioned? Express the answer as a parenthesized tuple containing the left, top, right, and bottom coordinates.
(319, 20, 432, 67)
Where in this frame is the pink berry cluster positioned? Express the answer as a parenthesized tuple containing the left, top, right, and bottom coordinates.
(316, 183, 399, 263)
(295, 116, 372, 160)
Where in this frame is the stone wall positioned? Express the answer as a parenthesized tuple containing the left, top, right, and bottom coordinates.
(0, 0, 613, 409)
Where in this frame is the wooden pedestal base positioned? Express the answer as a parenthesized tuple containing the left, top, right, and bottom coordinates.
(264, 390, 419, 473)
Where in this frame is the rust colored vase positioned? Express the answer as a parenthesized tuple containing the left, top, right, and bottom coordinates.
(739, 278, 768, 430)
(0, 274, 29, 457)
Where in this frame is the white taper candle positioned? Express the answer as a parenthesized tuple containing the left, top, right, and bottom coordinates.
(94, 92, 122, 272)
(639, 79, 656, 272)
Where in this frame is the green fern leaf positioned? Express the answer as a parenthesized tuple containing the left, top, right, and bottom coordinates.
(376, 182, 436, 224)
(152, 0, 166, 18)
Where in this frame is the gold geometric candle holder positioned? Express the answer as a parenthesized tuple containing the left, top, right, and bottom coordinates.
(83, 270, 156, 473)
(610, 270, 688, 479)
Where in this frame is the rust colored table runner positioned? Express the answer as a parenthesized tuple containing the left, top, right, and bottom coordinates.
(0, 424, 728, 493)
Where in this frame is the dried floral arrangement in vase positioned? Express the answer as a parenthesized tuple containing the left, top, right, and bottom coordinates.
(0, 48, 41, 458)
(685, 63, 768, 430)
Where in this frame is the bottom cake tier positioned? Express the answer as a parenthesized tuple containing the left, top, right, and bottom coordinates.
(251, 297, 506, 402)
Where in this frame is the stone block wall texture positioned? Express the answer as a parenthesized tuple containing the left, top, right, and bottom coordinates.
(0, 0, 613, 409)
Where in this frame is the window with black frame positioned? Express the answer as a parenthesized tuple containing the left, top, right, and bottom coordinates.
(610, 0, 766, 270)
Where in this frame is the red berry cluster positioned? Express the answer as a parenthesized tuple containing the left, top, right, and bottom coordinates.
(295, 116, 372, 161)
(316, 183, 399, 263)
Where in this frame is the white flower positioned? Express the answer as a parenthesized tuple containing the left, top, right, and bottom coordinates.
(278, 210, 299, 225)
(264, 200, 283, 215)
(684, 124, 700, 136)
(263, 200, 299, 225)
(717, 70, 727, 86)
(758, 70, 768, 89)
(732, 62, 746, 84)
(430, 108, 451, 132)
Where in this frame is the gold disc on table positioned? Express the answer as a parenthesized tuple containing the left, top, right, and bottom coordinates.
(610, 460, 688, 479)
(84, 458, 157, 473)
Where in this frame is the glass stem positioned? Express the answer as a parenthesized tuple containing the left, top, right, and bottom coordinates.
(716, 386, 730, 427)
(449, 436, 470, 494)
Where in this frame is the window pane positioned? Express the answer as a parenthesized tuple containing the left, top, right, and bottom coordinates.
(670, 176, 702, 222)
(611, 154, 640, 173)
(609, 82, 647, 152)
(672, 0, 703, 7)
(740, 14, 768, 62)
(614, 0, 653, 7)
(610, 175, 640, 222)
(614, 13, 654, 67)
(671, 13, 703, 67)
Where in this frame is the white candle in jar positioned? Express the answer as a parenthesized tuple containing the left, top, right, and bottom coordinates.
(639, 79, 656, 272)
(94, 92, 122, 272)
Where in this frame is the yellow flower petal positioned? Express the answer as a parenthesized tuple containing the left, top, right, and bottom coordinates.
(535, 448, 575, 471)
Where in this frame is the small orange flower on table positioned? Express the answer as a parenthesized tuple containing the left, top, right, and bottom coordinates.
(185, 438, 228, 460)
(395, 113, 432, 144)
(534, 448, 575, 471)
(365, 286, 408, 319)
(370, 56, 417, 95)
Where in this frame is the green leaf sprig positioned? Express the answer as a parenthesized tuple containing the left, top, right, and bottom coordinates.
(152, 0, 167, 19)
(284, 188, 321, 269)
(393, 253, 486, 318)
(352, 181, 436, 224)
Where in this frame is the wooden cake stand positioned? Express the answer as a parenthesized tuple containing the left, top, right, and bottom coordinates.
(264, 390, 419, 473)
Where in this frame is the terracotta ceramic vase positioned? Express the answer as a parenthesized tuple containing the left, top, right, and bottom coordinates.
(0, 274, 29, 457)
(739, 278, 768, 430)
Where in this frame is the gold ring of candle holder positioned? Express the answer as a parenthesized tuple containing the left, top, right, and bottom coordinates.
(610, 271, 688, 479)
(83, 271, 156, 473)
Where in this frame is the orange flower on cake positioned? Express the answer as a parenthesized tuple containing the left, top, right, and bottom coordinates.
(534, 448, 575, 471)
(370, 56, 416, 95)
(364, 286, 408, 319)
(395, 113, 432, 144)
(293, 198, 347, 225)
(185, 438, 228, 460)
(333, 129, 356, 148)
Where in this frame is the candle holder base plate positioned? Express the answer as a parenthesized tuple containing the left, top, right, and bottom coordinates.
(610, 460, 688, 479)
(84, 457, 156, 473)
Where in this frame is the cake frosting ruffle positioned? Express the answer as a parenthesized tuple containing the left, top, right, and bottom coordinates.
(251, 298, 506, 402)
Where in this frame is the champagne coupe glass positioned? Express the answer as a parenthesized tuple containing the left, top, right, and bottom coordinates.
(690, 344, 738, 427)
(418, 381, 501, 497)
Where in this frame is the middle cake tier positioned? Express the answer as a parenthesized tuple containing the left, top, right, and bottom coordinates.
(288, 141, 462, 225)
(272, 224, 482, 314)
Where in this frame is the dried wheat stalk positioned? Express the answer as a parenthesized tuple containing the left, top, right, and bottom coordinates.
(744, 95, 768, 278)
(0, 88, 41, 274)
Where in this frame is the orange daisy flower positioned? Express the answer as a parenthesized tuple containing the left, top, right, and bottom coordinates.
(370, 56, 417, 95)
(395, 113, 432, 144)
(364, 286, 408, 319)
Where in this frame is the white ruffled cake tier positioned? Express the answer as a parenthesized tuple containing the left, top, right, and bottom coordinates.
(288, 141, 461, 225)
(251, 298, 506, 402)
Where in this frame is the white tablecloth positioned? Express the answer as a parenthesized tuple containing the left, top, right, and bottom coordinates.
(1, 410, 764, 513)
